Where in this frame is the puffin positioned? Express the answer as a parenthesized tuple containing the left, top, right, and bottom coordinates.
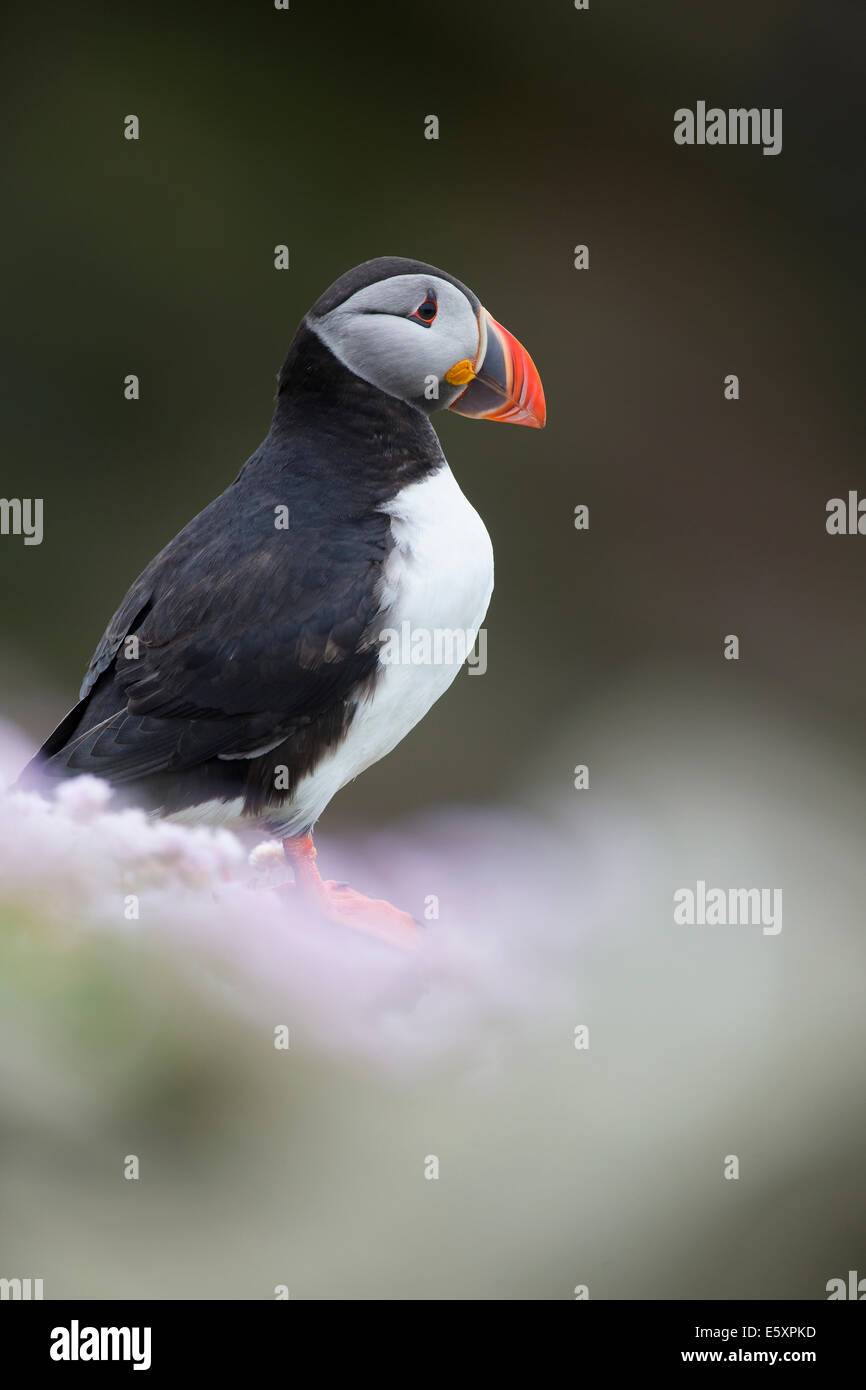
(20, 258, 546, 944)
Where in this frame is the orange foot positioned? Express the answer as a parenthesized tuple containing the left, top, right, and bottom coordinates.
(318, 880, 421, 949)
(282, 835, 421, 952)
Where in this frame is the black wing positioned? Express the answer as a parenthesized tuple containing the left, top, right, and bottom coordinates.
(22, 480, 391, 813)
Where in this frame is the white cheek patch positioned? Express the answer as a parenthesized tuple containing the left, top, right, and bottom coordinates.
(309, 274, 480, 405)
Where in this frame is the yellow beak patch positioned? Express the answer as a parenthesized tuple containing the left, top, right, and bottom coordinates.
(444, 359, 477, 387)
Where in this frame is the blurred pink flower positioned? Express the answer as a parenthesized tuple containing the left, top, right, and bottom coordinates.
(0, 722, 600, 1077)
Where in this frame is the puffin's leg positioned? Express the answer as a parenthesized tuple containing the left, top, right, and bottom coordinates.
(282, 834, 421, 950)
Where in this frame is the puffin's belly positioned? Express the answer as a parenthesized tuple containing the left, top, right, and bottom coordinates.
(284, 463, 494, 832)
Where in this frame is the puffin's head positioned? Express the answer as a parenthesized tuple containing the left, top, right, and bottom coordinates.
(306, 256, 546, 428)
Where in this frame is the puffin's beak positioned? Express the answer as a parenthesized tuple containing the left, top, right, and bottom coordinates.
(447, 307, 546, 428)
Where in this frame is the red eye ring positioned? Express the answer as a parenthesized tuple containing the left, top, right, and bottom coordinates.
(410, 293, 437, 326)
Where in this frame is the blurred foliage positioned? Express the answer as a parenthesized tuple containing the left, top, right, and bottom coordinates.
(1, 685, 865, 1298)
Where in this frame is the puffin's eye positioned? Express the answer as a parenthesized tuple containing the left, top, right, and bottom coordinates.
(410, 294, 438, 326)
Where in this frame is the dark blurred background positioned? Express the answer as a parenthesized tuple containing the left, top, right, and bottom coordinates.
(3, 0, 864, 818)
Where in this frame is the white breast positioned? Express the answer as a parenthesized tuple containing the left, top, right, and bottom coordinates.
(282, 463, 494, 834)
